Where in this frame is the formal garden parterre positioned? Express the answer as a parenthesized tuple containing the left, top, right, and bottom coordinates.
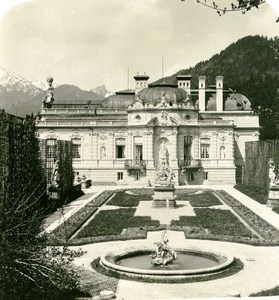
(48, 188, 279, 247)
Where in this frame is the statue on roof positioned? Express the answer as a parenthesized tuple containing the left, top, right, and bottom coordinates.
(42, 76, 55, 109)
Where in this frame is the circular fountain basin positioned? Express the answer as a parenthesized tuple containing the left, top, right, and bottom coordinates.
(100, 247, 234, 280)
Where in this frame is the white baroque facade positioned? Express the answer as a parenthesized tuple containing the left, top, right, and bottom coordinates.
(37, 74, 260, 185)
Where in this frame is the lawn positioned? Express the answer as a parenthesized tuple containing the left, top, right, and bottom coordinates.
(76, 208, 160, 238)
(171, 208, 253, 238)
(175, 191, 222, 207)
(107, 190, 153, 207)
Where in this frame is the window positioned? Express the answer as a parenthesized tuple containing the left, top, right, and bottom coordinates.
(72, 138, 81, 159)
(203, 172, 208, 180)
(46, 139, 57, 159)
(135, 145, 143, 164)
(135, 172, 140, 181)
(117, 172, 123, 181)
(200, 139, 210, 159)
(115, 138, 126, 159)
(116, 145, 125, 159)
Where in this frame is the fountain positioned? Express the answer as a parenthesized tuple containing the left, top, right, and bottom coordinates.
(98, 231, 235, 281)
(153, 141, 176, 208)
(95, 143, 236, 282)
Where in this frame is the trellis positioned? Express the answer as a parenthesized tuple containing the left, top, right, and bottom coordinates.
(39, 139, 73, 204)
(244, 140, 279, 189)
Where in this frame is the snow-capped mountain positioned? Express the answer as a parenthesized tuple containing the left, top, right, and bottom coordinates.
(31, 80, 60, 91)
(0, 66, 42, 96)
(0, 66, 105, 117)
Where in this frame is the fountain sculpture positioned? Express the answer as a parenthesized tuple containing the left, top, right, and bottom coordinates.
(153, 141, 176, 207)
(150, 231, 177, 266)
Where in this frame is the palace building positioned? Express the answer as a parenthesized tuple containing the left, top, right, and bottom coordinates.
(36, 74, 260, 185)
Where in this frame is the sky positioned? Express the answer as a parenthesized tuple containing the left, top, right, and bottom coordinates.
(0, 0, 278, 92)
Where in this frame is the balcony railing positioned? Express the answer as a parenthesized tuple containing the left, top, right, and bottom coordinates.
(124, 159, 146, 170)
(179, 159, 202, 169)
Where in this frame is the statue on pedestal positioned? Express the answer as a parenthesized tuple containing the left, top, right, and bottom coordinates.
(269, 159, 279, 186)
(50, 160, 60, 188)
(42, 77, 55, 109)
(155, 141, 175, 186)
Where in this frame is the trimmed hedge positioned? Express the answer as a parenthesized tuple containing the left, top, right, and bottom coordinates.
(234, 184, 268, 205)
(216, 190, 279, 242)
(86, 190, 114, 207)
(76, 208, 160, 238)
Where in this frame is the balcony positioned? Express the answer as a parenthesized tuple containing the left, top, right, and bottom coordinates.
(179, 159, 202, 169)
(124, 159, 146, 172)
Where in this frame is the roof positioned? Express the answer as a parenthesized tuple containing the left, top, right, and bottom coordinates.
(137, 82, 187, 105)
(101, 94, 135, 109)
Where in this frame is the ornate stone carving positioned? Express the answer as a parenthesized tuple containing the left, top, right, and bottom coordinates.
(157, 91, 171, 108)
(151, 231, 177, 266)
(70, 129, 82, 139)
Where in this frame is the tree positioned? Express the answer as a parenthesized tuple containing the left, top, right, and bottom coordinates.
(0, 113, 86, 300)
(181, 0, 279, 21)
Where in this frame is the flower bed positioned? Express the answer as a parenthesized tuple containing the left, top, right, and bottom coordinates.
(215, 190, 279, 242)
(171, 208, 252, 238)
(107, 191, 153, 207)
(48, 190, 114, 241)
(75, 208, 160, 238)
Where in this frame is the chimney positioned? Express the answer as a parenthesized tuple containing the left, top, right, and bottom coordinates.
(216, 76, 224, 112)
(198, 76, 206, 111)
(176, 74, 192, 94)
(134, 73, 149, 95)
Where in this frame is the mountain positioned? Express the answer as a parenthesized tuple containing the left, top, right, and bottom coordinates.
(31, 80, 60, 91)
(91, 85, 114, 98)
(0, 67, 41, 96)
(0, 67, 103, 117)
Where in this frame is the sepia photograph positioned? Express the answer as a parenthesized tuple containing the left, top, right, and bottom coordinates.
(0, 0, 279, 299)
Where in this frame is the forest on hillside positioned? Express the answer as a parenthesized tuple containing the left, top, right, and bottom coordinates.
(156, 35, 279, 139)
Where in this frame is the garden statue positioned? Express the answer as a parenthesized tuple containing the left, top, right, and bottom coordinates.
(74, 172, 82, 184)
(269, 159, 279, 186)
(155, 141, 175, 186)
(150, 231, 177, 266)
(42, 76, 55, 109)
(51, 160, 60, 188)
